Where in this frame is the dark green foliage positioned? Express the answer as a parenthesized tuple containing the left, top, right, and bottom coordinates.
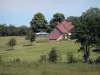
(94, 56, 100, 64)
(0, 24, 31, 36)
(7, 38, 16, 50)
(67, 52, 77, 63)
(48, 13, 65, 33)
(30, 12, 48, 32)
(39, 55, 47, 64)
(74, 7, 100, 63)
(88, 58, 94, 64)
(27, 31, 36, 45)
(66, 16, 79, 25)
(14, 58, 20, 63)
(49, 47, 58, 63)
(53, 13, 65, 23)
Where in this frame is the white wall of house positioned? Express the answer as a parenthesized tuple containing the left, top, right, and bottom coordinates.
(57, 35, 63, 41)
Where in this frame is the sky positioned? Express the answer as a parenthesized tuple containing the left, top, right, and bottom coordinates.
(0, 0, 100, 27)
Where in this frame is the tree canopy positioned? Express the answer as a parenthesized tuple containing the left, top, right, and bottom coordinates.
(30, 12, 48, 33)
(74, 7, 100, 63)
(48, 13, 65, 33)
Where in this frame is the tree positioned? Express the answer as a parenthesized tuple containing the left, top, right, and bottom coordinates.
(7, 38, 16, 50)
(53, 13, 65, 24)
(0, 24, 8, 36)
(30, 12, 48, 33)
(18, 25, 29, 36)
(49, 47, 58, 62)
(75, 7, 100, 63)
(66, 16, 79, 25)
(8, 25, 17, 36)
(27, 31, 36, 46)
(48, 13, 65, 32)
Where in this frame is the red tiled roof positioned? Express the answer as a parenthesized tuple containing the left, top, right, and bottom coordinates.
(63, 22, 74, 32)
(56, 22, 74, 33)
(49, 34, 61, 40)
(56, 25, 67, 33)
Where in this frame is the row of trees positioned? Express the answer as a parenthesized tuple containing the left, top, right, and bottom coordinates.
(0, 24, 31, 36)
(0, 12, 65, 36)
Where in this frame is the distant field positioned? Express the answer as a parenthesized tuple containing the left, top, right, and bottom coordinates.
(0, 36, 100, 75)
(0, 36, 99, 62)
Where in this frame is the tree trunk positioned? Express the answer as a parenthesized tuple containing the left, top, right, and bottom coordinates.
(84, 45, 90, 63)
(12, 46, 13, 50)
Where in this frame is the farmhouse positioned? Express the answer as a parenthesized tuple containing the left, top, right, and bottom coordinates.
(49, 22, 74, 41)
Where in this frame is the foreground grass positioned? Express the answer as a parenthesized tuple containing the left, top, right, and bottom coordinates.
(0, 62, 100, 75)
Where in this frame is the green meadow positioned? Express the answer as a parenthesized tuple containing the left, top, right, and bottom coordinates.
(0, 36, 100, 75)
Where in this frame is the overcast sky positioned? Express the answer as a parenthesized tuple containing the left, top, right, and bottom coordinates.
(0, 0, 100, 26)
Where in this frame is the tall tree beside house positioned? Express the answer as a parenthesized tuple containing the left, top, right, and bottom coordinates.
(7, 38, 16, 50)
(48, 13, 65, 32)
(75, 7, 100, 63)
(66, 16, 79, 25)
(30, 12, 48, 33)
(53, 13, 65, 24)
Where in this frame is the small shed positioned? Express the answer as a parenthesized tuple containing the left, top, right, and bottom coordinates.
(36, 32, 49, 37)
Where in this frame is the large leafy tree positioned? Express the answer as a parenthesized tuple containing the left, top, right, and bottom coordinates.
(75, 7, 100, 63)
(53, 13, 65, 24)
(66, 16, 79, 25)
(30, 12, 48, 33)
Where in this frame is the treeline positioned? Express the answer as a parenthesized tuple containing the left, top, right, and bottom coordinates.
(0, 24, 31, 36)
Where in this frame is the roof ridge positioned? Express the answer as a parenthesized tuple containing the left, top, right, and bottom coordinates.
(62, 22, 68, 32)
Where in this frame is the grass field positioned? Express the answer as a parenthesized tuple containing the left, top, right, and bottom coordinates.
(0, 36, 81, 62)
(0, 36, 100, 75)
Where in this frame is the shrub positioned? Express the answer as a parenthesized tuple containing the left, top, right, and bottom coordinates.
(26, 31, 36, 45)
(88, 58, 94, 64)
(94, 56, 100, 64)
(7, 38, 16, 50)
(67, 52, 77, 63)
(39, 55, 47, 64)
(25, 36, 30, 40)
(14, 58, 20, 62)
(49, 47, 58, 63)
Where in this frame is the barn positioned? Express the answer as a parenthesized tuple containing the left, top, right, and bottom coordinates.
(49, 22, 74, 41)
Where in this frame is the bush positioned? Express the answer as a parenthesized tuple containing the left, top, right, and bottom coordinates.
(88, 58, 94, 64)
(49, 47, 58, 63)
(25, 36, 30, 40)
(39, 55, 47, 64)
(67, 52, 77, 63)
(94, 56, 100, 64)
(7, 38, 16, 50)
(14, 58, 20, 62)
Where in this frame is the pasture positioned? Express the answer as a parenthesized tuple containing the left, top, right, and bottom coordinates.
(0, 36, 100, 75)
